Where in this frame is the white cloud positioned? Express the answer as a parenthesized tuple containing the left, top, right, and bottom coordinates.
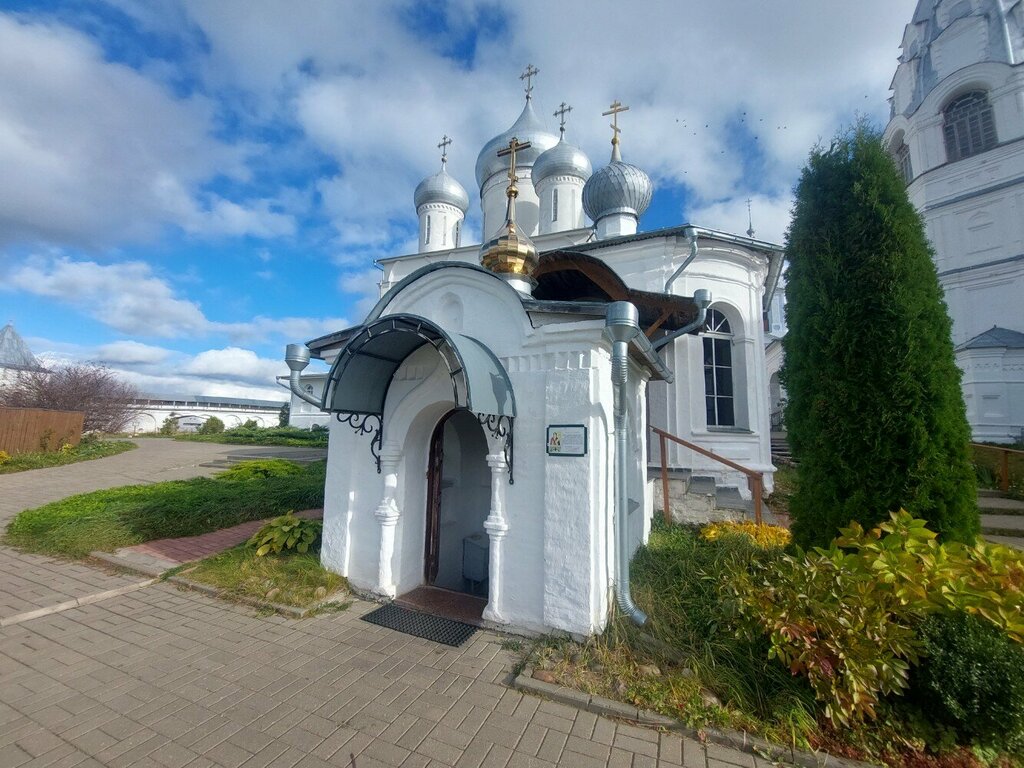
(0, 14, 294, 247)
(688, 194, 796, 247)
(3, 255, 348, 342)
(183, 347, 285, 384)
(95, 340, 172, 365)
(165, 0, 916, 251)
(30, 337, 291, 401)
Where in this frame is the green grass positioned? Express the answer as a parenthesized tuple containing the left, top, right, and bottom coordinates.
(522, 523, 817, 747)
(767, 464, 798, 517)
(174, 426, 327, 448)
(4, 461, 326, 558)
(0, 440, 136, 474)
(182, 545, 346, 608)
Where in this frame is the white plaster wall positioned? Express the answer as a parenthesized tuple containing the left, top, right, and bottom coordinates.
(481, 170, 541, 242)
(288, 374, 329, 429)
(126, 404, 279, 433)
(535, 176, 587, 235)
(318, 266, 643, 636)
(959, 346, 1024, 442)
(605, 238, 775, 494)
(417, 201, 464, 253)
(886, 57, 1024, 441)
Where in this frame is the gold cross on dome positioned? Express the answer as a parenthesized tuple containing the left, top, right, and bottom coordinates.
(520, 64, 539, 98)
(603, 100, 630, 141)
(497, 136, 532, 185)
(554, 102, 572, 134)
(438, 135, 452, 165)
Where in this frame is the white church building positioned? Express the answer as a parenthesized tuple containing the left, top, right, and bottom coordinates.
(286, 75, 783, 636)
(884, 0, 1024, 443)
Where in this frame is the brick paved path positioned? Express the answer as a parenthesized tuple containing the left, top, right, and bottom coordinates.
(0, 438, 774, 767)
(119, 509, 323, 572)
(0, 439, 325, 620)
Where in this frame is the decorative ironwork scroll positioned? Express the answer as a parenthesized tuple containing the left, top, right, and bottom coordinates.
(478, 414, 514, 484)
(336, 412, 383, 473)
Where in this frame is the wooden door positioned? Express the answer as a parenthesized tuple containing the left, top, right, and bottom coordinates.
(424, 413, 449, 584)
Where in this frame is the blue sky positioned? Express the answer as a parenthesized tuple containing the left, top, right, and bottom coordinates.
(0, 0, 918, 400)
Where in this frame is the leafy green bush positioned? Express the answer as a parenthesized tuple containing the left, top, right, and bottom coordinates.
(731, 511, 1024, 725)
(908, 612, 1024, 752)
(782, 125, 977, 548)
(197, 416, 225, 434)
(217, 459, 304, 481)
(248, 512, 322, 556)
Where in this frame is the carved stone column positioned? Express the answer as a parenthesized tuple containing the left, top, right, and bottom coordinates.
(374, 445, 403, 597)
(482, 453, 510, 623)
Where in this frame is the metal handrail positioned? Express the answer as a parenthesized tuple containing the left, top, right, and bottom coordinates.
(971, 442, 1024, 493)
(652, 425, 764, 525)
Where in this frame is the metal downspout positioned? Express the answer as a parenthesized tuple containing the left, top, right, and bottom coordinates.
(285, 344, 323, 407)
(605, 302, 648, 626)
(664, 227, 699, 296)
(651, 289, 712, 351)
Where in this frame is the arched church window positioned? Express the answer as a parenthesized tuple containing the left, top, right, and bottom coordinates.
(943, 91, 997, 162)
(425, 214, 431, 245)
(703, 309, 734, 427)
(894, 140, 913, 184)
(552, 188, 559, 222)
(454, 220, 461, 247)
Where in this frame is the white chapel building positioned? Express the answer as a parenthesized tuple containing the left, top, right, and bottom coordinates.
(286, 76, 783, 636)
(884, 0, 1024, 443)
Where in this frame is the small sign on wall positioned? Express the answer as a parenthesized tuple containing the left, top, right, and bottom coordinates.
(546, 424, 587, 457)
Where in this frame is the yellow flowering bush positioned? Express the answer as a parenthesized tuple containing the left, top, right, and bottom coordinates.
(60, 443, 75, 455)
(0, 450, 10, 465)
(700, 520, 791, 549)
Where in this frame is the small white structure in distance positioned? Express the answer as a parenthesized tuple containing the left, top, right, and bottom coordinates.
(126, 393, 285, 434)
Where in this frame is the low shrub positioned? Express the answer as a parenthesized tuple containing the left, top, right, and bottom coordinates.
(0, 450, 10, 465)
(217, 459, 304, 481)
(907, 612, 1024, 753)
(730, 511, 1024, 726)
(700, 520, 791, 549)
(248, 512, 322, 556)
(6, 461, 326, 556)
(197, 416, 225, 435)
(177, 425, 327, 447)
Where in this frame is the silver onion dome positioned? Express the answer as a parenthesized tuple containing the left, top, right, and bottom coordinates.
(414, 166, 470, 213)
(532, 137, 592, 186)
(582, 145, 653, 222)
(475, 99, 559, 187)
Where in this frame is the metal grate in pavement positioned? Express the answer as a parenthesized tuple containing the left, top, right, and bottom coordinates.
(361, 603, 477, 647)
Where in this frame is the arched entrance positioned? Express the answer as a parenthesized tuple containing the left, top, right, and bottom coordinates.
(424, 409, 490, 597)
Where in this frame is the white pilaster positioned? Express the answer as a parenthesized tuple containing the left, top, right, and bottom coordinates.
(374, 445, 403, 597)
(482, 452, 510, 624)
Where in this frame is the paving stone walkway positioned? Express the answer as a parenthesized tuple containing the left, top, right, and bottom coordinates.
(0, 438, 776, 768)
(0, 439, 325, 620)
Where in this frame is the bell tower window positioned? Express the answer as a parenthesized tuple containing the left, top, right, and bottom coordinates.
(425, 214, 431, 245)
(894, 140, 912, 184)
(552, 188, 559, 222)
(943, 91, 997, 162)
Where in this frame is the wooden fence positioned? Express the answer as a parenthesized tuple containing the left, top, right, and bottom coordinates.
(0, 407, 84, 455)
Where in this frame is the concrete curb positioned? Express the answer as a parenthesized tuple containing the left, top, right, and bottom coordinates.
(511, 668, 880, 768)
(0, 579, 157, 627)
(164, 575, 347, 619)
(90, 550, 348, 619)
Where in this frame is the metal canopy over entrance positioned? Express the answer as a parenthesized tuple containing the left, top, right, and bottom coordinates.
(323, 314, 516, 418)
(322, 314, 516, 480)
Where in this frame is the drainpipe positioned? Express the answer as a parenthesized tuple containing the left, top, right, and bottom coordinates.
(285, 344, 322, 407)
(605, 301, 648, 627)
(664, 227, 699, 295)
(651, 289, 713, 351)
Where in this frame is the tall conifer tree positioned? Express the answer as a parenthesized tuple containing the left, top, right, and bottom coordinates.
(782, 125, 978, 548)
